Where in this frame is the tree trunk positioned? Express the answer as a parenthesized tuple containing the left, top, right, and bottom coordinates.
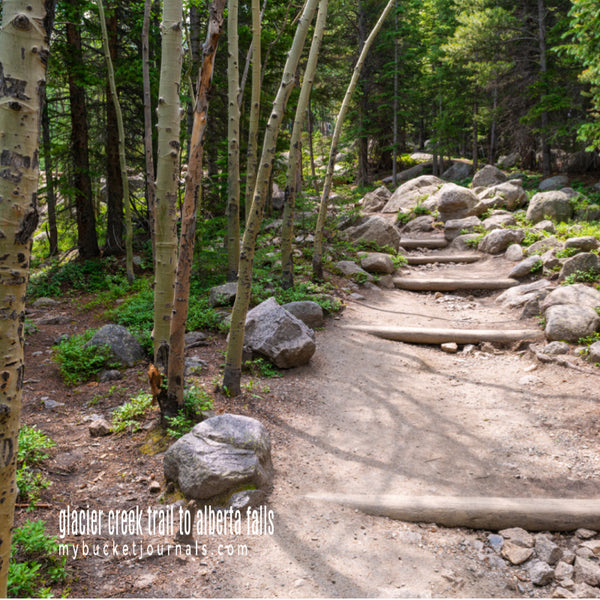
(392, 0, 398, 189)
(103, 2, 124, 257)
(152, 0, 183, 365)
(165, 0, 227, 415)
(472, 100, 479, 172)
(538, 0, 551, 176)
(226, 0, 241, 281)
(223, 0, 320, 396)
(356, 0, 369, 188)
(66, 0, 99, 259)
(142, 0, 156, 263)
(0, 1, 55, 594)
(307, 100, 319, 194)
(42, 99, 58, 256)
(312, 0, 396, 281)
(489, 86, 497, 165)
(281, 0, 328, 290)
(96, 0, 134, 282)
(244, 0, 261, 222)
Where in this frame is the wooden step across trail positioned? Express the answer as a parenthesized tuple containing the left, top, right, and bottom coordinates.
(343, 325, 544, 345)
(393, 276, 518, 292)
(399, 237, 448, 250)
(404, 253, 481, 266)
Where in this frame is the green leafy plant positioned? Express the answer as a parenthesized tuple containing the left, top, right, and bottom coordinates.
(16, 425, 55, 506)
(392, 254, 408, 269)
(53, 330, 119, 386)
(111, 391, 153, 433)
(562, 269, 600, 285)
(165, 386, 214, 438)
(465, 234, 484, 248)
(556, 247, 580, 259)
(8, 519, 69, 598)
(243, 357, 282, 378)
(24, 318, 38, 335)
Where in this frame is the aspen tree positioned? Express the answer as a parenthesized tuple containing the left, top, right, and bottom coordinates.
(223, 0, 320, 396)
(0, 1, 55, 593)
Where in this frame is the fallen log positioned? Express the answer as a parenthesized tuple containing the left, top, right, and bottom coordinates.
(405, 254, 481, 265)
(307, 493, 600, 532)
(342, 325, 544, 344)
(393, 277, 518, 291)
(399, 238, 449, 250)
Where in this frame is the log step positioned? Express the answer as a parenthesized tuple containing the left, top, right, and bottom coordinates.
(400, 237, 448, 250)
(343, 325, 544, 344)
(405, 254, 481, 265)
(307, 494, 600, 532)
(393, 277, 518, 291)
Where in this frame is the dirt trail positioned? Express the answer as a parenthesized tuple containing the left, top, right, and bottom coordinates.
(208, 261, 600, 598)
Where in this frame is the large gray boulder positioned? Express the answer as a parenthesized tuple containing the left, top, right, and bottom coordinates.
(444, 216, 481, 241)
(209, 282, 238, 307)
(382, 175, 442, 213)
(85, 325, 144, 367)
(282, 301, 324, 329)
(496, 279, 553, 309)
(545, 305, 599, 343)
(539, 175, 569, 191)
(441, 162, 472, 181)
(558, 252, 600, 281)
(360, 252, 395, 274)
(478, 229, 525, 255)
(482, 211, 517, 231)
(341, 215, 401, 251)
(401, 215, 435, 233)
(243, 298, 316, 368)
(471, 165, 507, 188)
(526, 235, 563, 256)
(360, 185, 391, 212)
(432, 183, 480, 222)
(478, 181, 527, 211)
(564, 236, 600, 252)
(335, 260, 374, 281)
(164, 414, 273, 500)
(526, 191, 573, 224)
(540, 283, 600, 313)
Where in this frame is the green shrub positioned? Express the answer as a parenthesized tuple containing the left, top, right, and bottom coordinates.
(8, 520, 69, 598)
(112, 391, 154, 433)
(165, 386, 214, 438)
(243, 357, 282, 378)
(562, 269, 600, 285)
(53, 330, 119, 386)
(17, 426, 55, 506)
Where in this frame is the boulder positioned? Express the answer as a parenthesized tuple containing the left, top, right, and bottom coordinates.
(163, 414, 273, 500)
(543, 341, 570, 355)
(575, 205, 600, 221)
(341, 215, 401, 251)
(209, 282, 238, 307)
(509, 255, 543, 279)
(360, 252, 395, 274)
(335, 260, 374, 281)
(85, 324, 144, 367)
(89, 418, 112, 437)
(382, 175, 442, 213)
(526, 236, 563, 256)
(482, 212, 517, 231)
(360, 185, 391, 212)
(401, 215, 435, 233)
(564, 236, 600, 252)
(545, 305, 599, 343)
(478, 181, 527, 211)
(497, 152, 519, 169)
(432, 183, 480, 222)
(534, 220, 556, 234)
(505, 244, 524, 262)
(588, 341, 600, 363)
(449, 233, 482, 252)
(527, 191, 573, 224)
(444, 216, 481, 241)
(441, 161, 472, 181)
(478, 229, 525, 254)
(540, 283, 600, 313)
(281, 301, 324, 329)
(539, 175, 569, 191)
(496, 279, 554, 309)
(471, 165, 507, 188)
(558, 253, 600, 281)
(243, 297, 316, 368)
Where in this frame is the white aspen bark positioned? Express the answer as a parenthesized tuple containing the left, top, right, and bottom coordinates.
(312, 0, 395, 281)
(0, 1, 54, 593)
(152, 0, 182, 364)
(223, 0, 320, 396)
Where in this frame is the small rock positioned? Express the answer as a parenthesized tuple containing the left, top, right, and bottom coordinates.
(542, 341, 570, 355)
(360, 252, 395, 274)
(462, 344, 475, 355)
(35, 315, 72, 326)
(562, 549, 576, 564)
(488, 534, 504, 552)
(134, 574, 157, 590)
(478, 229, 525, 254)
(534, 220, 556, 233)
(441, 342, 458, 354)
(31, 297, 60, 308)
(574, 556, 600, 586)
(227, 489, 266, 511)
(518, 374, 542, 386)
(573, 583, 600, 598)
(505, 244, 524, 262)
(535, 534, 562, 565)
(564, 236, 600, 252)
(576, 529, 597, 540)
(378, 274, 395, 289)
(350, 292, 365, 301)
(580, 540, 600, 555)
(185, 331, 209, 348)
(89, 418, 112, 437)
(555, 561, 575, 581)
(335, 260, 374, 282)
(282, 301, 324, 329)
(185, 357, 208, 376)
(98, 369, 122, 383)
(539, 175, 569, 191)
(576, 547, 595, 559)
(528, 559, 555, 586)
(294, 579, 306, 588)
(149, 481, 161, 494)
(509, 255, 543, 279)
(42, 398, 64, 409)
(501, 541, 534, 565)
(499, 527, 534, 548)
(552, 587, 575, 599)
(209, 282, 238, 307)
(587, 341, 600, 363)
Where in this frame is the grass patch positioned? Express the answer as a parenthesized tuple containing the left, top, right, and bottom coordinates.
(112, 391, 154, 433)
(17, 425, 55, 507)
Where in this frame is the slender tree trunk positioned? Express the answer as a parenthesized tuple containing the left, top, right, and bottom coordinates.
(223, 0, 320, 396)
(472, 100, 478, 172)
(0, 1, 55, 594)
(66, 0, 99, 259)
(356, 0, 369, 188)
(392, 0, 398, 189)
(538, 0, 551, 175)
(103, 2, 124, 257)
(226, 0, 241, 281)
(312, 0, 395, 281)
(96, 0, 134, 282)
(281, 0, 328, 290)
(489, 86, 497, 165)
(142, 0, 156, 262)
(307, 100, 319, 194)
(152, 0, 183, 367)
(164, 0, 227, 414)
(42, 99, 59, 256)
(244, 0, 261, 222)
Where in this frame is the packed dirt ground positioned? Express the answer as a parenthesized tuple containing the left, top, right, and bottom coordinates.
(17, 253, 600, 597)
